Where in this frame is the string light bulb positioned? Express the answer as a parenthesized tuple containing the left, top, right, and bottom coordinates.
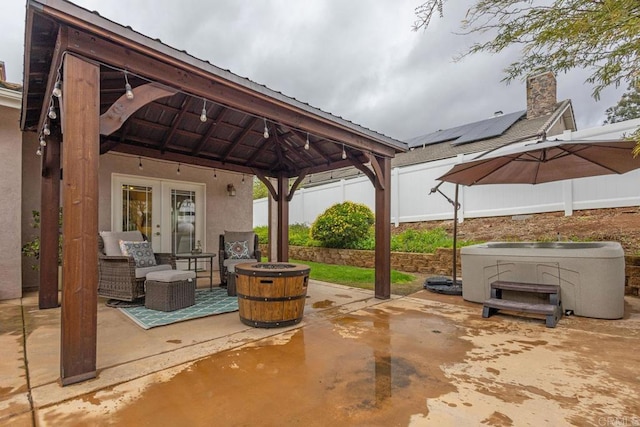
(124, 71, 134, 100)
(52, 80, 62, 98)
(176, 163, 181, 175)
(36, 147, 42, 156)
(304, 133, 310, 150)
(242, 174, 245, 184)
(213, 169, 217, 179)
(341, 144, 347, 160)
(39, 135, 47, 147)
(43, 123, 51, 136)
(200, 99, 207, 123)
(263, 118, 269, 139)
(48, 103, 57, 120)
(138, 157, 143, 171)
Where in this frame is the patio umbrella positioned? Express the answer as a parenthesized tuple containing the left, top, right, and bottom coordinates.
(434, 138, 639, 292)
(438, 139, 640, 186)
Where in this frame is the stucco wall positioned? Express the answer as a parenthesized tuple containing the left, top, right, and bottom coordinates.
(99, 153, 253, 269)
(0, 103, 23, 298)
(20, 132, 41, 290)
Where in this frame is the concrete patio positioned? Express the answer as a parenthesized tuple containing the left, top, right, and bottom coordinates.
(2, 280, 640, 426)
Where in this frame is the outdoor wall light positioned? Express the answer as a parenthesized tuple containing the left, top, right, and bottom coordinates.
(227, 183, 236, 197)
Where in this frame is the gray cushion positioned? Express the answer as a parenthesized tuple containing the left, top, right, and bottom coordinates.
(223, 258, 257, 273)
(135, 264, 172, 279)
(224, 231, 255, 256)
(119, 240, 157, 268)
(100, 230, 144, 256)
(146, 269, 196, 282)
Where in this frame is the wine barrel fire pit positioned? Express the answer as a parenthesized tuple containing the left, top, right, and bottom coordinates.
(235, 262, 310, 328)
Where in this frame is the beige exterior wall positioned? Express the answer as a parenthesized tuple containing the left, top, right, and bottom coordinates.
(0, 89, 23, 298)
(18, 134, 253, 298)
(20, 132, 41, 290)
(98, 153, 254, 268)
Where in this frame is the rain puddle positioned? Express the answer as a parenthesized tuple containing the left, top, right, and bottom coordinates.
(41, 307, 472, 426)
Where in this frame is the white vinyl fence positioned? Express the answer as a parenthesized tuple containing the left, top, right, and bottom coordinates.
(254, 119, 640, 227)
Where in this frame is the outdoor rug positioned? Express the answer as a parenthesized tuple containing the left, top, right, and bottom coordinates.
(118, 288, 238, 329)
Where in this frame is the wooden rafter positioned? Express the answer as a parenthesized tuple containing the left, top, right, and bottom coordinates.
(99, 83, 178, 136)
(158, 95, 192, 152)
(192, 108, 228, 155)
(220, 116, 258, 162)
(60, 27, 398, 158)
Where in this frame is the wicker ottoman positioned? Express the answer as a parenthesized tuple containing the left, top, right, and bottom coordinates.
(145, 270, 197, 312)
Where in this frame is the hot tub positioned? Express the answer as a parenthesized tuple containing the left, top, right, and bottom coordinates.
(460, 241, 625, 319)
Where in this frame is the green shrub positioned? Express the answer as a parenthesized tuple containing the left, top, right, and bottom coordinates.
(352, 227, 478, 253)
(310, 202, 374, 248)
(254, 226, 269, 244)
(254, 223, 316, 246)
(289, 223, 312, 246)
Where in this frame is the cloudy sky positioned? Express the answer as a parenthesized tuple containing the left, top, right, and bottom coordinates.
(0, 0, 626, 141)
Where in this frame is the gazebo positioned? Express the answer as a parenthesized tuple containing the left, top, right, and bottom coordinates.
(20, 0, 407, 385)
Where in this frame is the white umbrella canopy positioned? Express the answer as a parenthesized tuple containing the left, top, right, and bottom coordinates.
(438, 139, 640, 186)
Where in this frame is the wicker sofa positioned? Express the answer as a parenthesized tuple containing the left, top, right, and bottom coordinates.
(98, 231, 176, 301)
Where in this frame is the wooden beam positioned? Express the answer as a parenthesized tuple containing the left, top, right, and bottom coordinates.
(99, 82, 177, 135)
(39, 134, 61, 309)
(192, 108, 228, 155)
(60, 54, 99, 385)
(220, 116, 258, 162)
(255, 171, 279, 201)
(105, 143, 257, 175)
(27, 24, 67, 133)
(159, 94, 191, 152)
(287, 169, 310, 202)
(276, 173, 289, 261)
(374, 156, 391, 299)
(64, 28, 398, 158)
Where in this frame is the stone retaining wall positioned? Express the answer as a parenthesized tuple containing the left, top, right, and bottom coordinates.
(263, 244, 640, 296)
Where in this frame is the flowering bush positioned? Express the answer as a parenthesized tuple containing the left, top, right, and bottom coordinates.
(310, 202, 374, 248)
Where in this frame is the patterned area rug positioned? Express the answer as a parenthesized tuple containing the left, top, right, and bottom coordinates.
(118, 288, 238, 329)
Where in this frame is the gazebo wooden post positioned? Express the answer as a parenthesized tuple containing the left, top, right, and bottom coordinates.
(374, 156, 391, 299)
(60, 54, 99, 385)
(276, 173, 289, 262)
(39, 134, 61, 309)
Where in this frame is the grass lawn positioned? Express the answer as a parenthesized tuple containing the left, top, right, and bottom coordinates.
(290, 259, 426, 296)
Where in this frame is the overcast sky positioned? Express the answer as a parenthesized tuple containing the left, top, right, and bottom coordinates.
(0, 0, 627, 141)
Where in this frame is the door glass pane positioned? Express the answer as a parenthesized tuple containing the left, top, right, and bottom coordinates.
(172, 189, 197, 254)
(121, 185, 153, 242)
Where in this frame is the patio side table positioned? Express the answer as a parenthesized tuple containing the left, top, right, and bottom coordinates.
(175, 253, 216, 291)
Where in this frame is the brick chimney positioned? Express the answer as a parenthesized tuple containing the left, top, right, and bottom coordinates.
(0, 61, 6, 82)
(526, 71, 557, 119)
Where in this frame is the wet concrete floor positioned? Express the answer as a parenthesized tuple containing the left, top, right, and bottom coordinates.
(4, 282, 640, 426)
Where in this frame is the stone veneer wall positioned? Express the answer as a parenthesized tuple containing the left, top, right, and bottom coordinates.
(263, 244, 640, 296)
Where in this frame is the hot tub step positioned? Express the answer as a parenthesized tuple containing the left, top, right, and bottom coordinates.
(482, 298, 562, 328)
(491, 281, 560, 295)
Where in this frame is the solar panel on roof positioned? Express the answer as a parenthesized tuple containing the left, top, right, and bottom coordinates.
(451, 110, 525, 145)
(406, 110, 526, 148)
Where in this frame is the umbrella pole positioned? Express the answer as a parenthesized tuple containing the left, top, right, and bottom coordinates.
(452, 184, 459, 286)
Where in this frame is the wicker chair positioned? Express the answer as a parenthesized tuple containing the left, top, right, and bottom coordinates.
(218, 231, 261, 287)
(98, 231, 176, 301)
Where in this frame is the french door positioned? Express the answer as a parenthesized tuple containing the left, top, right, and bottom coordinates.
(112, 174, 205, 254)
